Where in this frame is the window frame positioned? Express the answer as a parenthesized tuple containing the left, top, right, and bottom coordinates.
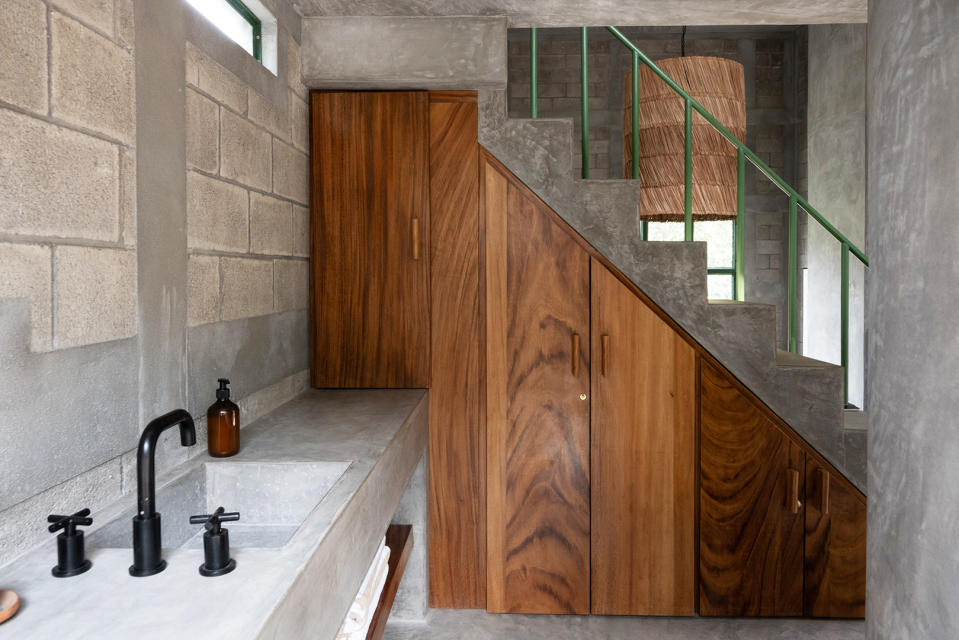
(223, 0, 262, 62)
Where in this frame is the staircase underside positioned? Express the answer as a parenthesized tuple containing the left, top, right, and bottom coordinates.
(477, 88, 865, 491)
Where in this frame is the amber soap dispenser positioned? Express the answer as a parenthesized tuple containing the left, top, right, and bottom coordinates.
(207, 378, 240, 457)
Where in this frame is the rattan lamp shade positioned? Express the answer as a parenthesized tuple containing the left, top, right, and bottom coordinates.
(624, 56, 746, 221)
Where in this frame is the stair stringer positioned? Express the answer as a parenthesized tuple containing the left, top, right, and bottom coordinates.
(477, 88, 862, 491)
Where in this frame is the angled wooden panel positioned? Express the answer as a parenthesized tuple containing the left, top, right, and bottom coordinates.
(590, 259, 696, 616)
(310, 91, 430, 388)
(804, 458, 866, 618)
(486, 158, 591, 614)
(484, 158, 510, 614)
(699, 359, 804, 616)
(426, 91, 486, 609)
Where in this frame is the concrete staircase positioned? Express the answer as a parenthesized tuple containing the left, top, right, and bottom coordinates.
(478, 88, 866, 490)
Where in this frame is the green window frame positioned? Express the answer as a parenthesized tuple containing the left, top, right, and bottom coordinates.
(224, 0, 262, 62)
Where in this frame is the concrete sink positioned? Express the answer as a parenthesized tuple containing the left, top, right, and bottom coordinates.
(88, 460, 350, 550)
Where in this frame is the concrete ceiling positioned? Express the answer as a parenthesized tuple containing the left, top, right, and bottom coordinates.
(291, 0, 866, 26)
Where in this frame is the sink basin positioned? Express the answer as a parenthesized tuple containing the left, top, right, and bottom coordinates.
(88, 460, 350, 550)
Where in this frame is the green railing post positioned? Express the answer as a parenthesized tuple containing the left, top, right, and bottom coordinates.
(736, 148, 746, 301)
(841, 242, 850, 405)
(631, 52, 640, 181)
(787, 196, 798, 353)
(580, 27, 589, 179)
(684, 97, 693, 241)
(530, 28, 538, 118)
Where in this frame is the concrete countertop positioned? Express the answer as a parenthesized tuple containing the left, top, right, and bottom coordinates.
(0, 389, 429, 640)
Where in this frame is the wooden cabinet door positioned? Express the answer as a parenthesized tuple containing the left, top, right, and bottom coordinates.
(310, 91, 430, 388)
(485, 160, 591, 614)
(590, 260, 696, 616)
(804, 459, 867, 618)
(699, 360, 805, 616)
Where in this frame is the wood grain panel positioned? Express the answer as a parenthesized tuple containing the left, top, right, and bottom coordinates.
(804, 459, 866, 618)
(486, 159, 591, 614)
(310, 91, 430, 388)
(426, 91, 486, 609)
(590, 259, 696, 616)
(699, 359, 805, 616)
(484, 159, 509, 613)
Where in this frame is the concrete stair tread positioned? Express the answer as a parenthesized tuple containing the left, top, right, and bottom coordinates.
(775, 349, 841, 369)
(707, 299, 777, 310)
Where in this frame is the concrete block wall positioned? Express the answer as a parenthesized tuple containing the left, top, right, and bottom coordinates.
(0, 0, 137, 353)
(0, 0, 310, 568)
(507, 26, 806, 345)
(184, 43, 309, 330)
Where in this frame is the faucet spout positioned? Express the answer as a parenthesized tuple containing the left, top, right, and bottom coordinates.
(130, 409, 196, 577)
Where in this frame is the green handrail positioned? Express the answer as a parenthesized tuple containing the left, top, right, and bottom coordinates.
(605, 26, 868, 266)
(527, 26, 868, 400)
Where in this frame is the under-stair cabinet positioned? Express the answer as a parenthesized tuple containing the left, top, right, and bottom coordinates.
(309, 90, 866, 620)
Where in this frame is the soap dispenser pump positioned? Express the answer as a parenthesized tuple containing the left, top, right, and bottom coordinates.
(207, 378, 240, 457)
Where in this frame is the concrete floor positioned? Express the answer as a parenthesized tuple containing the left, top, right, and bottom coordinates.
(385, 610, 864, 639)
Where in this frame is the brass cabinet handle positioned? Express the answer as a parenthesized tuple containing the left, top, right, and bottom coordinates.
(411, 217, 421, 260)
(601, 334, 610, 376)
(820, 468, 831, 515)
(571, 333, 580, 376)
(788, 469, 802, 514)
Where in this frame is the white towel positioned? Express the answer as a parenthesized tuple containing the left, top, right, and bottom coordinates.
(335, 539, 392, 640)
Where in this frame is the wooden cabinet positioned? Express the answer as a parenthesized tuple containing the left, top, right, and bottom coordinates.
(804, 458, 867, 618)
(590, 260, 697, 616)
(485, 159, 591, 614)
(699, 359, 866, 618)
(700, 359, 805, 616)
(310, 91, 430, 388)
(310, 97, 866, 618)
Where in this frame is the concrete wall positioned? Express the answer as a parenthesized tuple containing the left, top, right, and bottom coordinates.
(806, 24, 866, 408)
(867, 1, 959, 637)
(507, 27, 806, 345)
(0, 0, 309, 567)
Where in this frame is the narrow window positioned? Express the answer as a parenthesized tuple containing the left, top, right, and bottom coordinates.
(186, 0, 277, 72)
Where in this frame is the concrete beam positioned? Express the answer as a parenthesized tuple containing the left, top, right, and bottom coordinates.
(301, 16, 507, 89)
(292, 0, 866, 27)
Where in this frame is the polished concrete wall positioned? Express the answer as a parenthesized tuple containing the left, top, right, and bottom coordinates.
(806, 23, 866, 408)
(867, 1, 959, 637)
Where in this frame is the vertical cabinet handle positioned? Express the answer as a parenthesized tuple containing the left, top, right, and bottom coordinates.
(820, 468, 831, 515)
(601, 334, 610, 376)
(788, 469, 802, 514)
(411, 217, 421, 260)
(571, 333, 580, 376)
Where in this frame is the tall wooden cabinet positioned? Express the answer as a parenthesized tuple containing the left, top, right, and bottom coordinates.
(310, 91, 430, 388)
(485, 160, 591, 614)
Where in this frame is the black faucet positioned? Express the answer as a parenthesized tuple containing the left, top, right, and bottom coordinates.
(129, 409, 196, 577)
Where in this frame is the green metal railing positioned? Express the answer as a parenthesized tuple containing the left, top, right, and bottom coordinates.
(527, 26, 869, 403)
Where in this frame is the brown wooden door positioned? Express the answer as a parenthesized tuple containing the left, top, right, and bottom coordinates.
(310, 91, 430, 388)
(590, 260, 696, 616)
(804, 459, 866, 618)
(699, 359, 805, 616)
(485, 159, 591, 614)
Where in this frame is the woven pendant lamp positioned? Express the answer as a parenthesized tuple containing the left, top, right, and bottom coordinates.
(624, 55, 746, 221)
